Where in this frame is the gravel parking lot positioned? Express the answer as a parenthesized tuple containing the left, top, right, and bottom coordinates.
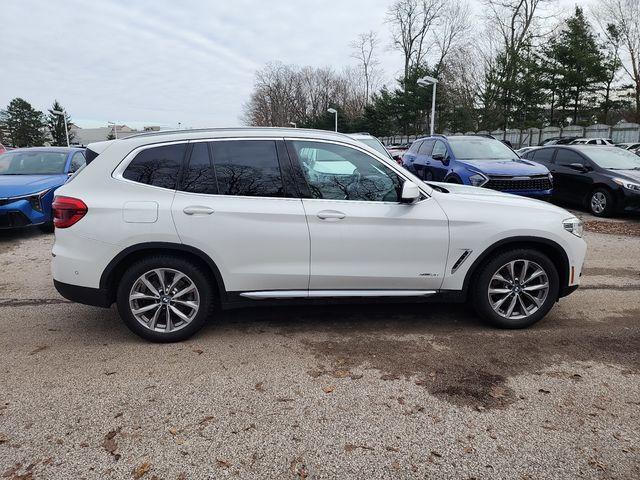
(0, 213, 639, 479)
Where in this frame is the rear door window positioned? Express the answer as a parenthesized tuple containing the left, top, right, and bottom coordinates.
(418, 139, 434, 155)
(210, 140, 284, 197)
(408, 141, 422, 154)
(181, 142, 218, 194)
(122, 143, 186, 189)
(532, 148, 555, 164)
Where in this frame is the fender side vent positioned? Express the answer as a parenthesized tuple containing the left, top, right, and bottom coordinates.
(451, 249, 472, 274)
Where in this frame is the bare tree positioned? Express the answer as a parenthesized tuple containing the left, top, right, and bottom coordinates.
(350, 31, 380, 104)
(242, 62, 368, 127)
(433, 0, 471, 74)
(482, 0, 552, 127)
(594, 0, 640, 121)
(386, 0, 444, 81)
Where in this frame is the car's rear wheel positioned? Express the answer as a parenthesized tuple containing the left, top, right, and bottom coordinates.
(116, 256, 214, 342)
(588, 188, 615, 217)
(472, 249, 559, 328)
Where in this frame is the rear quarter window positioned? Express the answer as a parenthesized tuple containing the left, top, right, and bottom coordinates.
(123, 143, 187, 189)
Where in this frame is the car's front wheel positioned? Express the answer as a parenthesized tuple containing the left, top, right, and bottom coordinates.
(472, 249, 559, 328)
(116, 256, 214, 342)
(588, 188, 615, 217)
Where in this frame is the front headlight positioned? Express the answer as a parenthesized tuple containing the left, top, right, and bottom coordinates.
(612, 177, 640, 192)
(10, 189, 50, 212)
(563, 217, 583, 238)
(469, 173, 488, 187)
(548, 173, 553, 185)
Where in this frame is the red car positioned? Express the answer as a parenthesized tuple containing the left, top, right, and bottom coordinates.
(0, 143, 7, 155)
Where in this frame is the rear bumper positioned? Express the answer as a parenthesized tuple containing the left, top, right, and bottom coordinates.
(54, 279, 112, 308)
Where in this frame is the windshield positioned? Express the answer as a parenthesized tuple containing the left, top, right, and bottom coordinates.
(358, 138, 393, 159)
(0, 151, 68, 175)
(584, 147, 640, 170)
(448, 137, 515, 160)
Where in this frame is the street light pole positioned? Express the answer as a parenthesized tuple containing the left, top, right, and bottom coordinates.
(430, 82, 437, 136)
(51, 109, 69, 146)
(327, 108, 337, 132)
(417, 76, 438, 136)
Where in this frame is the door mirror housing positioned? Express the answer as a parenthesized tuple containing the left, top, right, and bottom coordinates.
(432, 153, 445, 161)
(568, 162, 588, 172)
(400, 180, 420, 204)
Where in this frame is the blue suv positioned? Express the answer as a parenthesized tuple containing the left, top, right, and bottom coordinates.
(0, 147, 86, 231)
(402, 135, 553, 198)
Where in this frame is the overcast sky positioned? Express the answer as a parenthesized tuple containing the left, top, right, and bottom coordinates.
(1, 0, 591, 129)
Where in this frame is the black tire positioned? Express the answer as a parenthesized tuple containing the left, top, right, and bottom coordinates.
(471, 249, 559, 329)
(116, 255, 214, 342)
(588, 188, 615, 217)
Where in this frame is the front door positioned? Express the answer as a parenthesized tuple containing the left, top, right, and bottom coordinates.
(171, 139, 310, 294)
(286, 139, 449, 291)
(552, 148, 594, 204)
(428, 140, 449, 181)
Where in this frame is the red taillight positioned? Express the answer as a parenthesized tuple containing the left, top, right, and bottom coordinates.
(52, 196, 87, 228)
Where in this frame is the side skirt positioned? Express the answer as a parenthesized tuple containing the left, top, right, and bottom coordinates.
(220, 290, 467, 310)
(239, 290, 437, 300)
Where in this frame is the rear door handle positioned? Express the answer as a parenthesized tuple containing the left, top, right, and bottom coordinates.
(183, 205, 214, 216)
(317, 210, 346, 220)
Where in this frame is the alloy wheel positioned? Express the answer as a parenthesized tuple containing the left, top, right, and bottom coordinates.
(591, 192, 606, 214)
(129, 268, 200, 333)
(487, 260, 549, 321)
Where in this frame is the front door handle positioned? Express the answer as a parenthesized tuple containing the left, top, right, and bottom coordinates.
(183, 205, 214, 216)
(317, 210, 346, 220)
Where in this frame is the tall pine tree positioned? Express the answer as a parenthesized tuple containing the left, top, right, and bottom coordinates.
(0, 98, 45, 147)
(545, 7, 607, 125)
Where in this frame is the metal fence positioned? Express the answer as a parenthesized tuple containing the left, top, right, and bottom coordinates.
(380, 122, 640, 148)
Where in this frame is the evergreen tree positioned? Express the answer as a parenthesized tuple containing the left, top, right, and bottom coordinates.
(0, 98, 45, 147)
(545, 7, 607, 125)
(46, 100, 75, 146)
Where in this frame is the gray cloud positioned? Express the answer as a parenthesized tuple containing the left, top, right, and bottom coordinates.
(0, 0, 398, 128)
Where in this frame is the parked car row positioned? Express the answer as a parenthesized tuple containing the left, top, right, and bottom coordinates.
(391, 134, 640, 217)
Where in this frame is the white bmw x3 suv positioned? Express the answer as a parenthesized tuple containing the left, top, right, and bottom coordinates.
(51, 128, 586, 342)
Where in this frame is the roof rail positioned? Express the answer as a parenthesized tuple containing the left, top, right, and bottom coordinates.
(122, 126, 330, 140)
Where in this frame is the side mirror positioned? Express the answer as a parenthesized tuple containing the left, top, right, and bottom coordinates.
(432, 153, 445, 162)
(400, 180, 420, 204)
(568, 162, 588, 172)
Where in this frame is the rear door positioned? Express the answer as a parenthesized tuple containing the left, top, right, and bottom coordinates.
(171, 139, 310, 295)
(286, 139, 449, 292)
(414, 139, 435, 180)
(402, 140, 422, 175)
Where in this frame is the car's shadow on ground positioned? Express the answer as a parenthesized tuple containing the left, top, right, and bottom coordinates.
(0, 226, 50, 246)
(212, 301, 483, 335)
